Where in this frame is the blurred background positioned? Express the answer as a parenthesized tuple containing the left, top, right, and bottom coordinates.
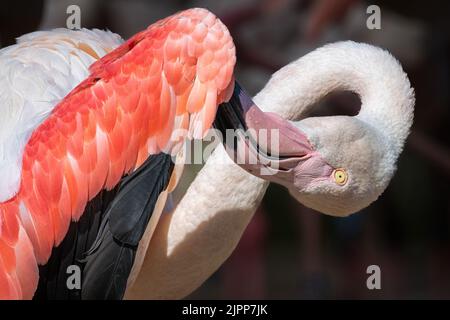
(1, 0, 449, 299)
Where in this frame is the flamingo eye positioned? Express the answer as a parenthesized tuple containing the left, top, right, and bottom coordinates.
(333, 169, 348, 185)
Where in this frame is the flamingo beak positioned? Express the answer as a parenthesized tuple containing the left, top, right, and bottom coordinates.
(214, 81, 333, 189)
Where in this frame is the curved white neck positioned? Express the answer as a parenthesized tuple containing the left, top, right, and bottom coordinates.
(254, 41, 414, 158)
(125, 146, 268, 299)
(125, 41, 414, 299)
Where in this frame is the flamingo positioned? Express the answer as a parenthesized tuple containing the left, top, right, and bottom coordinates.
(0, 9, 414, 300)
(125, 41, 414, 299)
(0, 8, 237, 300)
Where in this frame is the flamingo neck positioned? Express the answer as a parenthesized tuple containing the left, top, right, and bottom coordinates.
(254, 41, 414, 159)
(125, 146, 268, 299)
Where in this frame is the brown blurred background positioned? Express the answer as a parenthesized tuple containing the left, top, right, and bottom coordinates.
(1, 0, 449, 299)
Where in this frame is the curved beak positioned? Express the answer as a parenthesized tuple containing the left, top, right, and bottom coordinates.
(214, 81, 333, 188)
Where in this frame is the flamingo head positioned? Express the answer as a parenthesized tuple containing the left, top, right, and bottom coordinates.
(215, 82, 405, 217)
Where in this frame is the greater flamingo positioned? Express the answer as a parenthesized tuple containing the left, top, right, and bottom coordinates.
(0, 9, 414, 300)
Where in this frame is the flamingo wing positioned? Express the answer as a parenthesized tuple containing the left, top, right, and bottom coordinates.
(0, 8, 235, 299)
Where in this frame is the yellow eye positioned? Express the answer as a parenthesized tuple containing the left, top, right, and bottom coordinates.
(333, 169, 348, 185)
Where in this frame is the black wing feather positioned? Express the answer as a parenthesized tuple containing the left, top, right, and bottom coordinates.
(81, 153, 173, 299)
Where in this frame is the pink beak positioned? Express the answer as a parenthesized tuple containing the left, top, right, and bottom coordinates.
(214, 81, 334, 189)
